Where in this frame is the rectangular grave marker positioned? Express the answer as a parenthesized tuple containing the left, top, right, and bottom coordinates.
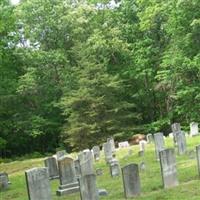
(154, 132, 165, 159)
(122, 163, 140, 198)
(25, 167, 52, 200)
(159, 148, 179, 189)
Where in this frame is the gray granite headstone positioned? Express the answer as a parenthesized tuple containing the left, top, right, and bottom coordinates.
(154, 132, 165, 159)
(92, 146, 100, 161)
(25, 167, 52, 200)
(56, 156, 79, 196)
(107, 137, 115, 153)
(171, 123, 181, 145)
(176, 131, 187, 155)
(79, 174, 99, 200)
(109, 159, 120, 177)
(196, 145, 200, 176)
(44, 156, 59, 180)
(159, 148, 179, 189)
(190, 122, 199, 137)
(103, 142, 113, 164)
(0, 172, 9, 190)
(122, 163, 140, 198)
(78, 150, 94, 176)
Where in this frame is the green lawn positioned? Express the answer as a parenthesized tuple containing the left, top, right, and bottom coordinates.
(1, 136, 200, 200)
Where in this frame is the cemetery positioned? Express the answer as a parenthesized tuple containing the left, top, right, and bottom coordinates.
(1, 124, 200, 199)
(1, 0, 200, 199)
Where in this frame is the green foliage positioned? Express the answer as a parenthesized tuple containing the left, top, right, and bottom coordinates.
(1, 0, 200, 156)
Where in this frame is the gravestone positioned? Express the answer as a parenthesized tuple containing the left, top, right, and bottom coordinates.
(44, 157, 59, 180)
(107, 137, 115, 153)
(118, 141, 130, 148)
(146, 134, 154, 143)
(96, 168, 103, 176)
(171, 123, 181, 145)
(78, 150, 94, 176)
(139, 162, 146, 172)
(92, 146, 100, 161)
(188, 149, 196, 159)
(0, 172, 9, 190)
(139, 140, 147, 151)
(196, 145, 200, 176)
(56, 150, 66, 160)
(176, 131, 187, 155)
(56, 156, 79, 196)
(154, 132, 165, 159)
(74, 159, 81, 178)
(98, 188, 108, 196)
(79, 174, 99, 200)
(159, 148, 179, 189)
(122, 163, 140, 198)
(25, 167, 52, 200)
(190, 122, 199, 137)
(128, 149, 133, 156)
(109, 159, 120, 177)
(138, 150, 144, 157)
(103, 142, 113, 164)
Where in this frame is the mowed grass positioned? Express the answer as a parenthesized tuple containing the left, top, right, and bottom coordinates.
(1, 136, 200, 200)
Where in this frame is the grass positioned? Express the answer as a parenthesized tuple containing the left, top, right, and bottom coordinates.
(1, 135, 200, 200)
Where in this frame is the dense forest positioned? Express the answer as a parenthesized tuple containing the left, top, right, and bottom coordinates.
(1, 0, 200, 157)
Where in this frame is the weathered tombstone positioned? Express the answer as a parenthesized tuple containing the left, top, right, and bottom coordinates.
(122, 163, 140, 198)
(98, 188, 108, 196)
(107, 137, 115, 153)
(56, 156, 79, 196)
(118, 141, 130, 148)
(139, 140, 147, 151)
(56, 150, 66, 160)
(79, 174, 99, 200)
(154, 132, 165, 159)
(103, 142, 113, 164)
(109, 159, 120, 177)
(92, 146, 100, 161)
(196, 145, 200, 176)
(78, 150, 94, 176)
(0, 172, 9, 190)
(44, 157, 59, 180)
(190, 122, 199, 137)
(159, 148, 179, 189)
(146, 133, 154, 143)
(138, 150, 144, 157)
(74, 159, 81, 178)
(188, 149, 196, 159)
(96, 168, 103, 176)
(176, 131, 187, 155)
(171, 123, 181, 145)
(25, 167, 52, 200)
(139, 162, 146, 172)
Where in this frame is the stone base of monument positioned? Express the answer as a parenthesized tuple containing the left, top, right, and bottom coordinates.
(56, 182, 79, 196)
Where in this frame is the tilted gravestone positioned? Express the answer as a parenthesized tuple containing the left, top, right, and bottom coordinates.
(122, 163, 140, 198)
(109, 159, 120, 177)
(25, 167, 52, 200)
(0, 172, 9, 190)
(103, 142, 113, 164)
(44, 156, 59, 180)
(139, 140, 147, 152)
(176, 131, 187, 155)
(79, 174, 99, 200)
(190, 122, 199, 137)
(56, 156, 79, 196)
(154, 132, 165, 159)
(196, 145, 200, 176)
(146, 133, 154, 144)
(92, 146, 100, 161)
(159, 148, 179, 189)
(78, 150, 94, 176)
